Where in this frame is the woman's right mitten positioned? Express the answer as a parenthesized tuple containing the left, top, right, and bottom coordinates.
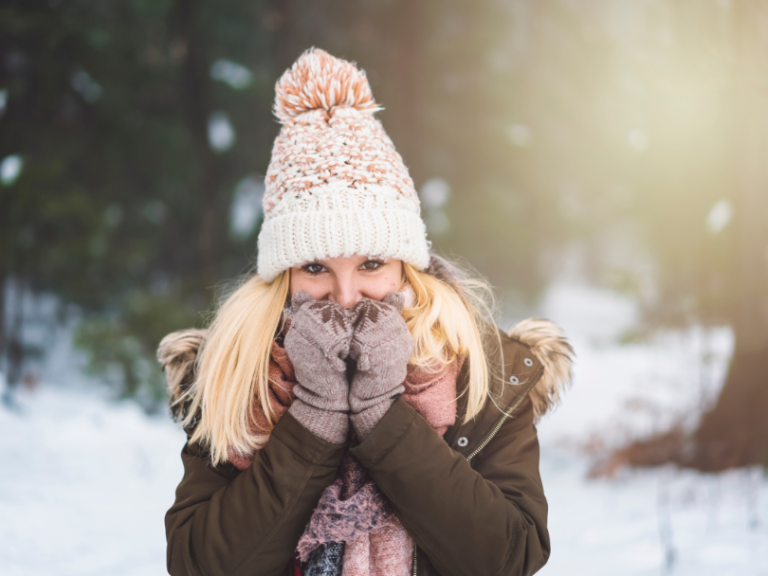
(347, 293, 414, 440)
(284, 291, 353, 444)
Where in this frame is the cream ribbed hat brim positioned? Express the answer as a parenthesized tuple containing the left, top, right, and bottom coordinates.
(257, 185, 430, 281)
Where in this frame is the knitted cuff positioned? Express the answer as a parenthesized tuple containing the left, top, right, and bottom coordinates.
(288, 399, 349, 445)
(350, 398, 395, 441)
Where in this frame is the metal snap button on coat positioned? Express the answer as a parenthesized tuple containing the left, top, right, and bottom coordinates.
(457, 437, 468, 447)
(524, 357, 533, 367)
(509, 375, 520, 385)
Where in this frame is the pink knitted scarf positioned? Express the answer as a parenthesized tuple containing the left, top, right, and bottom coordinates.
(227, 340, 462, 576)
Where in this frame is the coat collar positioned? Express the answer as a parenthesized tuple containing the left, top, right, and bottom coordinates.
(443, 329, 546, 458)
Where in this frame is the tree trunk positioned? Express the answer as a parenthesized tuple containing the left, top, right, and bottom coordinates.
(689, 0, 768, 471)
(692, 343, 768, 470)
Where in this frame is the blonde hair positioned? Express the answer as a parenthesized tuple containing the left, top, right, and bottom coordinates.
(182, 260, 500, 465)
(401, 262, 499, 423)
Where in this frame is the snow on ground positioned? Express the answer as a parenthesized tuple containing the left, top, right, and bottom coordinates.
(539, 449, 768, 576)
(534, 283, 768, 576)
(535, 282, 734, 451)
(0, 384, 186, 576)
(1, 283, 766, 576)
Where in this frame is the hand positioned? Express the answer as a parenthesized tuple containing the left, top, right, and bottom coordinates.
(347, 292, 414, 439)
(284, 291, 353, 444)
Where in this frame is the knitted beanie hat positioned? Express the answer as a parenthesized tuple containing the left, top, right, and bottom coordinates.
(257, 48, 430, 281)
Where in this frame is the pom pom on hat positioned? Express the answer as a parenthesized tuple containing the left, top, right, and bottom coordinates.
(274, 48, 382, 123)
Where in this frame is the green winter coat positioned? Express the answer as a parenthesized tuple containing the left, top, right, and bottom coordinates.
(161, 319, 573, 576)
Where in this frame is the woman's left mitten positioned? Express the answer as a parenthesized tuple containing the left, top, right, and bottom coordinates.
(348, 293, 414, 439)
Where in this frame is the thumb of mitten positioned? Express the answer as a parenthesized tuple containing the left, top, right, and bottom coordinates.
(291, 290, 315, 311)
(356, 350, 372, 372)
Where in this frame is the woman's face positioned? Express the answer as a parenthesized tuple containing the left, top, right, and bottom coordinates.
(289, 255, 404, 308)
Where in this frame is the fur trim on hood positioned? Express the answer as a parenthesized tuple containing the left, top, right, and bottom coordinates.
(157, 328, 206, 421)
(508, 318, 574, 420)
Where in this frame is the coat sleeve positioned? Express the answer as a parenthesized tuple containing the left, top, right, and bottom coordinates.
(165, 411, 347, 576)
(349, 395, 550, 576)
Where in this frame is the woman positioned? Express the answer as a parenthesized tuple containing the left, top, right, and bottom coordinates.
(159, 49, 573, 576)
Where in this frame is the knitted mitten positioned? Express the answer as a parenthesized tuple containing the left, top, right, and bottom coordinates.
(285, 292, 353, 444)
(348, 293, 414, 440)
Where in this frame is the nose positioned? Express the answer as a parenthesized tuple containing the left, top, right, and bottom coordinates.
(331, 278, 360, 309)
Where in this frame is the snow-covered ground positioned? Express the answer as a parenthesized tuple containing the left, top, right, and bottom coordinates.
(541, 449, 768, 576)
(1, 283, 766, 576)
(0, 385, 185, 576)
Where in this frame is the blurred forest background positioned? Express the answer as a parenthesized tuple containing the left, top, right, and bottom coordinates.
(1, 0, 767, 471)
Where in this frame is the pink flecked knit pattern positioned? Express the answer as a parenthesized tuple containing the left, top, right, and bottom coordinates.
(264, 49, 419, 215)
(295, 453, 397, 554)
(297, 452, 413, 576)
(343, 525, 413, 576)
